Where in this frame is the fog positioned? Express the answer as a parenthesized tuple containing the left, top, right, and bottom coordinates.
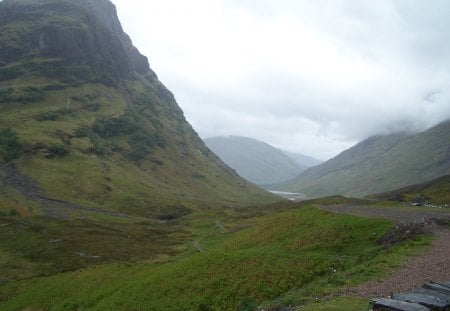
(113, 0, 450, 160)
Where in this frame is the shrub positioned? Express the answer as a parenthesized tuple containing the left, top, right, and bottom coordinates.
(74, 127, 90, 138)
(0, 209, 19, 217)
(0, 67, 23, 81)
(92, 116, 139, 138)
(0, 87, 14, 103)
(0, 128, 23, 162)
(48, 144, 69, 157)
(17, 86, 46, 103)
(35, 111, 59, 121)
(239, 297, 257, 311)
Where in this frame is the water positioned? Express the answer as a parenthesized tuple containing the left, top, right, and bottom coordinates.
(269, 190, 306, 201)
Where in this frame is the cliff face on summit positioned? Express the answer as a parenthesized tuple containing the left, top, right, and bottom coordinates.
(0, 0, 151, 80)
(0, 0, 275, 217)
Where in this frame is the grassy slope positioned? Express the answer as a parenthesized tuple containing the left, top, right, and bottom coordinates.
(280, 121, 450, 198)
(0, 205, 434, 310)
(0, 76, 275, 215)
(369, 174, 450, 205)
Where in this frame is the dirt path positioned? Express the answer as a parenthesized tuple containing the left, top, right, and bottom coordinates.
(0, 163, 132, 220)
(317, 204, 450, 298)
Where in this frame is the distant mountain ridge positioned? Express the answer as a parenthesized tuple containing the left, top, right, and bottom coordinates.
(278, 121, 450, 198)
(281, 150, 322, 167)
(204, 136, 318, 185)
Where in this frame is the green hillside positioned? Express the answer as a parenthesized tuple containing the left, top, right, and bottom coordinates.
(204, 136, 306, 185)
(278, 121, 450, 198)
(370, 174, 450, 206)
(0, 0, 276, 218)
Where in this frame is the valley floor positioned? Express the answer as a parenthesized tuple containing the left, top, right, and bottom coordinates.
(0, 199, 449, 310)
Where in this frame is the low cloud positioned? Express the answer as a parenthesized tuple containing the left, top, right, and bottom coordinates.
(113, 0, 450, 160)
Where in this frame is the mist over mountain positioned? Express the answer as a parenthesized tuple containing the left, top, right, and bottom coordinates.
(204, 136, 308, 185)
(0, 0, 275, 218)
(278, 120, 450, 198)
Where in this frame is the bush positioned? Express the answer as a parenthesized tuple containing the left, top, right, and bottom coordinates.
(0, 67, 23, 81)
(0, 128, 23, 162)
(0, 209, 19, 217)
(17, 86, 46, 103)
(74, 127, 90, 138)
(48, 144, 69, 157)
(35, 108, 74, 122)
(0, 87, 14, 103)
(92, 116, 139, 138)
(239, 297, 257, 311)
(35, 111, 59, 121)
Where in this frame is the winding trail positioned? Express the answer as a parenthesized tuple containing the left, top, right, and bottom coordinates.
(317, 204, 450, 298)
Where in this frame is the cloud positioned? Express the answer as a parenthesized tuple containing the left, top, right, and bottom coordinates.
(112, 0, 450, 160)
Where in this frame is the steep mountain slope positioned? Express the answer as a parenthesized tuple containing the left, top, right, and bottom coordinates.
(282, 150, 322, 167)
(204, 136, 306, 185)
(0, 0, 275, 217)
(279, 121, 450, 198)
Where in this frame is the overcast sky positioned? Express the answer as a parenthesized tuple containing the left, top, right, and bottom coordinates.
(112, 0, 450, 160)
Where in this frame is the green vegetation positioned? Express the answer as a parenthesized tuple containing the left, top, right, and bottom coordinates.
(0, 88, 14, 103)
(370, 174, 450, 205)
(48, 144, 69, 157)
(0, 128, 23, 162)
(0, 206, 435, 310)
(0, 215, 190, 284)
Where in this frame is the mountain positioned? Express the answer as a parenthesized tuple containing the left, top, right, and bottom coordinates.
(204, 136, 306, 185)
(282, 150, 322, 167)
(0, 0, 275, 218)
(278, 121, 450, 198)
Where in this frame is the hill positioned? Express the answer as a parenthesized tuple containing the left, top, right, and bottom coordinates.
(0, 0, 275, 218)
(369, 174, 450, 206)
(278, 121, 450, 198)
(204, 136, 306, 185)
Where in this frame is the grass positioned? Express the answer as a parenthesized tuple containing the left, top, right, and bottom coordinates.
(298, 296, 369, 310)
(0, 215, 190, 283)
(0, 74, 277, 217)
(370, 175, 450, 206)
(0, 205, 435, 310)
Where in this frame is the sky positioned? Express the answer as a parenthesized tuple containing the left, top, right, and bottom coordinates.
(112, 0, 450, 160)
